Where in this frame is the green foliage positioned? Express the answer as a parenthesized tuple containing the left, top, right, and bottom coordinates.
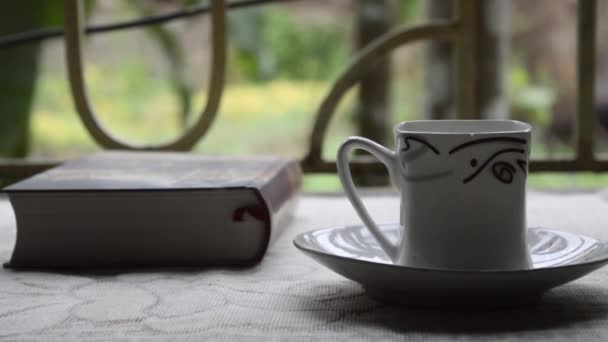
(229, 7, 349, 81)
(397, 0, 422, 23)
(0, 0, 97, 158)
(127, 0, 194, 126)
(0, 1, 57, 157)
(262, 9, 348, 80)
(508, 63, 555, 127)
(227, 8, 266, 81)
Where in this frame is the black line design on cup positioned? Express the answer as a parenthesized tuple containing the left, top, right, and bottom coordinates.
(448, 137, 527, 155)
(462, 148, 525, 184)
(401, 136, 440, 155)
(403, 169, 454, 182)
(516, 159, 527, 173)
(399, 136, 442, 173)
(492, 161, 517, 184)
(399, 135, 528, 184)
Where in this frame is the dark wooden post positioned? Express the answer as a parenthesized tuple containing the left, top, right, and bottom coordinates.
(425, 0, 509, 120)
(475, 0, 510, 119)
(425, 0, 454, 119)
(354, 0, 393, 186)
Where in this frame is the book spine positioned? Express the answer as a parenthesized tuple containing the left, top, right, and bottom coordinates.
(251, 161, 301, 259)
(229, 160, 300, 263)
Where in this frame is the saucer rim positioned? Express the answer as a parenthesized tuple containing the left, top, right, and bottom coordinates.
(293, 224, 608, 275)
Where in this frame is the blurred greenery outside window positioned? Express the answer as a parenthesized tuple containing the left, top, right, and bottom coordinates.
(1, 0, 608, 190)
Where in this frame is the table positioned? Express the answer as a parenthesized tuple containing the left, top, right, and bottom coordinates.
(1, 191, 608, 341)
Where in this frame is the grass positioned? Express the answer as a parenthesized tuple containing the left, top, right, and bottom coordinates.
(30, 63, 359, 158)
(27, 63, 608, 192)
(303, 173, 608, 193)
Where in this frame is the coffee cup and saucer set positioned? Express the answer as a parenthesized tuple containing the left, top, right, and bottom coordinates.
(294, 120, 608, 307)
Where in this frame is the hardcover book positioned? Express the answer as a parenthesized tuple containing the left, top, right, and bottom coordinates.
(3, 151, 301, 269)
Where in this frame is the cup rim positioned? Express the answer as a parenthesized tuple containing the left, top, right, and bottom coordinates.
(394, 120, 532, 135)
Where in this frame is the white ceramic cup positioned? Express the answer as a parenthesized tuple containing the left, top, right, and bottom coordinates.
(337, 120, 532, 270)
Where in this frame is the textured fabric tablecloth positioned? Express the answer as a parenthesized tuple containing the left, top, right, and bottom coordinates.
(1, 191, 608, 341)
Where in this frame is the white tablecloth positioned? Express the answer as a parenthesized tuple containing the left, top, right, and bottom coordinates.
(1, 191, 608, 341)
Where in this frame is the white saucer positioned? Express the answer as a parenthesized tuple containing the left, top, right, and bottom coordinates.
(293, 224, 608, 307)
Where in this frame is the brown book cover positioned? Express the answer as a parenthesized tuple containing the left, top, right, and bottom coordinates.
(3, 151, 301, 269)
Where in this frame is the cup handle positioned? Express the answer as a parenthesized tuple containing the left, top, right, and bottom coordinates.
(337, 136, 400, 261)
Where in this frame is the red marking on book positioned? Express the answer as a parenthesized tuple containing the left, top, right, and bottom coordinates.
(233, 205, 268, 222)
